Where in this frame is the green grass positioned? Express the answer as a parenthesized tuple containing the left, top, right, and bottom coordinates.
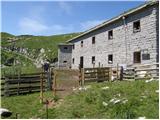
(1, 80, 159, 119)
(1, 32, 81, 60)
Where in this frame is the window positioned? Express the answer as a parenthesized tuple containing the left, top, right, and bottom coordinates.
(133, 51, 141, 63)
(108, 30, 113, 40)
(133, 20, 140, 33)
(92, 36, 95, 44)
(81, 41, 83, 47)
(73, 44, 75, 49)
(142, 53, 150, 60)
(92, 56, 95, 64)
(64, 47, 68, 50)
(63, 61, 67, 63)
(72, 58, 75, 64)
(108, 54, 113, 64)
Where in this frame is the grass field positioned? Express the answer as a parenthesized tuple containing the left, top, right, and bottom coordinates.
(1, 80, 159, 119)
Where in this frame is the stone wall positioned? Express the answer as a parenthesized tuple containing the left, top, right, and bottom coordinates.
(70, 4, 159, 69)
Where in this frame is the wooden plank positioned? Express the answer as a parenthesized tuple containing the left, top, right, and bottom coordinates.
(135, 68, 159, 71)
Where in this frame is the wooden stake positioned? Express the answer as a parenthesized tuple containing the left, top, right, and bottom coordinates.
(53, 70, 57, 96)
(117, 63, 119, 80)
(40, 72, 44, 103)
(81, 68, 85, 86)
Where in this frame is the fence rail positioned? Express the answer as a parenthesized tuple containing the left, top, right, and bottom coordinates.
(1, 72, 53, 97)
(81, 67, 110, 84)
(123, 63, 159, 81)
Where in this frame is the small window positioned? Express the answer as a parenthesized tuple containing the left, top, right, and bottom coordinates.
(133, 51, 141, 63)
(63, 61, 67, 63)
(73, 44, 75, 49)
(64, 47, 68, 50)
(133, 20, 140, 33)
(142, 53, 150, 60)
(92, 56, 95, 64)
(108, 54, 113, 64)
(92, 36, 95, 44)
(81, 41, 83, 47)
(72, 58, 75, 64)
(108, 30, 113, 40)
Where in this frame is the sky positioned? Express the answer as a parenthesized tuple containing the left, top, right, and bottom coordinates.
(1, 0, 146, 36)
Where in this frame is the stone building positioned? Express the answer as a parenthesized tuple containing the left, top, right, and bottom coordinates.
(58, 43, 73, 68)
(58, 1, 159, 69)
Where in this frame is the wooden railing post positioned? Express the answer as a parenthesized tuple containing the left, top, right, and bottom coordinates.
(81, 68, 85, 86)
(4, 77, 9, 97)
(40, 72, 44, 103)
(53, 70, 57, 96)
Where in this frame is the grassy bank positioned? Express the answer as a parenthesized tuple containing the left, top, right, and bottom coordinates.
(1, 80, 159, 119)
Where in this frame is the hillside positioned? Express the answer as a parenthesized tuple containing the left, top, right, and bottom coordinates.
(1, 32, 81, 62)
(1, 32, 81, 73)
(1, 80, 158, 119)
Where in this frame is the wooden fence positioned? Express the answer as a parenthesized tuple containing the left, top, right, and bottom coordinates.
(1, 72, 53, 97)
(79, 63, 159, 84)
(80, 67, 110, 85)
(123, 63, 159, 80)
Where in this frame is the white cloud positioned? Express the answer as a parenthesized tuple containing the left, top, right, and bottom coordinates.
(18, 17, 75, 35)
(80, 20, 105, 30)
(58, 1, 72, 15)
(48, 24, 74, 35)
(19, 17, 48, 34)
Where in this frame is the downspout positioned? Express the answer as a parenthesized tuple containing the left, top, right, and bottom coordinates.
(122, 16, 128, 64)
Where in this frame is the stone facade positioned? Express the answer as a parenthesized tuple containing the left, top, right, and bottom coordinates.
(69, 2, 159, 69)
(58, 44, 72, 69)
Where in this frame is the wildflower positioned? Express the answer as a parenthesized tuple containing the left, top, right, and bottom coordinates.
(145, 78, 154, 83)
(102, 101, 108, 107)
(138, 116, 146, 119)
(101, 86, 109, 90)
(122, 99, 128, 104)
(114, 99, 121, 104)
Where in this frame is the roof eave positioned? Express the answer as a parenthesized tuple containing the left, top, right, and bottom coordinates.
(67, 1, 158, 43)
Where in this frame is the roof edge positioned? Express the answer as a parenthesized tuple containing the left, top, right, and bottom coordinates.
(67, 1, 158, 43)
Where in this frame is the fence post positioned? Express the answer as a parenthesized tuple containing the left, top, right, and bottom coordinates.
(17, 72, 20, 95)
(120, 66, 123, 81)
(40, 72, 44, 103)
(117, 63, 119, 80)
(4, 77, 9, 97)
(134, 67, 136, 81)
(81, 68, 85, 86)
(53, 70, 57, 96)
(78, 67, 82, 86)
(109, 68, 112, 81)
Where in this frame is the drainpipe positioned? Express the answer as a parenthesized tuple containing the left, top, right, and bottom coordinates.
(122, 16, 128, 64)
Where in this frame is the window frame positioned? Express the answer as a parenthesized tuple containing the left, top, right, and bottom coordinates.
(133, 20, 141, 33)
(108, 30, 113, 40)
(108, 54, 113, 64)
(92, 56, 95, 64)
(81, 41, 83, 47)
(133, 51, 141, 63)
(92, 36, 95, 44)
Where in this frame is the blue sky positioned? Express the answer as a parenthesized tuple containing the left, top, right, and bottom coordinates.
(2, 1, 146, 36)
